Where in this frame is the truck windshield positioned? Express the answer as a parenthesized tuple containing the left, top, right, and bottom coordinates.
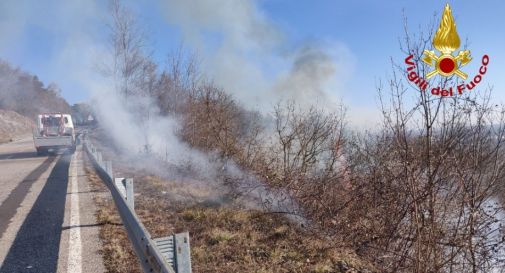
(43, 117, 61, 127)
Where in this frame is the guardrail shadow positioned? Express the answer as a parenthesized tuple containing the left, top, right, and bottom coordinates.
(0, 153, 71, 273)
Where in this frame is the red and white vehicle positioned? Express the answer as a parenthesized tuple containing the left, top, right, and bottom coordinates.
(33, 113, 76, 155)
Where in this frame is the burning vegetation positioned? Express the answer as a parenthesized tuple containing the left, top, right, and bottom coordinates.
(81, 1, 505, 273)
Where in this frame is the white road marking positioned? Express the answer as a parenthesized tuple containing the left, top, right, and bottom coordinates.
(67, 151, 82, 273)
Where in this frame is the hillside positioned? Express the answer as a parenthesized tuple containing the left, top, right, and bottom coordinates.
(0, 109, 33, 143)
(0, 59, 70, 119)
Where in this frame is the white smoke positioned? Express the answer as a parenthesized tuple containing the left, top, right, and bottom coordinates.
(157, 0, 355, 112)
(0, 0, 348, 215)
(0, 0, 108, 104)
(0, 0, 366, 126)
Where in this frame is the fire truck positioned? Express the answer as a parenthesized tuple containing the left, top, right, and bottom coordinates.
(33, 113, 76, 155)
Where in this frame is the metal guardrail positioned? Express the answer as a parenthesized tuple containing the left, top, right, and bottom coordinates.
(82, 136, 192, 273)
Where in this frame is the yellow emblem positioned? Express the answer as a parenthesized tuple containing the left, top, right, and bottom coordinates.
(423, 4, 472, 79)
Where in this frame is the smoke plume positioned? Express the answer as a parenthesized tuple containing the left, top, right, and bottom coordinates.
(0, 0, 349, 216)
(158, 0, 355, 112)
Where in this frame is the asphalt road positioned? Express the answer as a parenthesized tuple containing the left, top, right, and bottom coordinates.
(0, 137, 105, 273)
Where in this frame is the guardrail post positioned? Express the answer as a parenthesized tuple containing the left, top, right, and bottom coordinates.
(115, 178, 134, 209)
(96, 152, 102, 165)
(175, 232, 192, 273)
(115, 178, 126, 197)
(105, 161, 113, 179)
(153, 233, 192, 273)
(126, 178, 134, 210)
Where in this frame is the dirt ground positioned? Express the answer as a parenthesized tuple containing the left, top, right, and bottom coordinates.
(0, 109, 33, 143)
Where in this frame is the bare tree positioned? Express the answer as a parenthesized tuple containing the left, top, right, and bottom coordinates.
(157, 48, 200, 116)
(108, 0, 147, 103)
(106, 0, 161, 153)
(180, 82, 263, 164)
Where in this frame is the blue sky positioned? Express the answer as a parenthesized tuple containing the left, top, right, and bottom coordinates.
(0, 0, 503, 124)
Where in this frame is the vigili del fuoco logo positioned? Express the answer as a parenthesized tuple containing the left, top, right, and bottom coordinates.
(405, 4, 489, 96)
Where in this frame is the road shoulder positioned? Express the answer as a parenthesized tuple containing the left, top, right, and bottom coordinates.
(58, 146, 106, 273)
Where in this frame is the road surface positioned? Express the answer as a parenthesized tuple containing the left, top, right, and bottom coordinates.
(0, 137, 105, 273)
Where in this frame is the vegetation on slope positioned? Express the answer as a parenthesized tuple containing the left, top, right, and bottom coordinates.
(0, 60, 70, 118)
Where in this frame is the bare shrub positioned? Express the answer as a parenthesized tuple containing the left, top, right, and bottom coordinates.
(339, 20, 505, 273)
(180, 83, 263, 166)
(260, 102, 349, 227)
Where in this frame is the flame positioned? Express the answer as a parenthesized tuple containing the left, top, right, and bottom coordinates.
(433, 4, 461, 54)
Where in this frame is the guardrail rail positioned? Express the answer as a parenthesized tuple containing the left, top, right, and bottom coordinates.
(83, 136, 192, 273)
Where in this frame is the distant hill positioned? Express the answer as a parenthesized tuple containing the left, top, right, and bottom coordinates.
(0, 59, 70, 119)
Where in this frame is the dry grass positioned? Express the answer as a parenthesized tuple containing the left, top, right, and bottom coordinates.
(84, 154, 375, 273)
(86, 163, 141, 273)
(173, 207, 374, 273)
